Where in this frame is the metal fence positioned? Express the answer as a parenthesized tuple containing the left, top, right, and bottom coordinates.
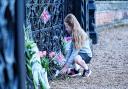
(25, 0, 65, 53)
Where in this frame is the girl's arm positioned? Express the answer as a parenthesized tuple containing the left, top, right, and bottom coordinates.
(65, 42, 80, 67)
(65, 42, 73, 61)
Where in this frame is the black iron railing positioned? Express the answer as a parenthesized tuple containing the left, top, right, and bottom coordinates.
(25, 0, 65, 53)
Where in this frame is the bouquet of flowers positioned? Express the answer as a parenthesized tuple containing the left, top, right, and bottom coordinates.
(48, 51, 66, 78)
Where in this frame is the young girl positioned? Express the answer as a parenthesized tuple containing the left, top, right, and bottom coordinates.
(61, 13, 92, 77)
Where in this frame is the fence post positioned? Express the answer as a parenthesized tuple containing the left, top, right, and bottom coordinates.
(16, 0, 26, 89)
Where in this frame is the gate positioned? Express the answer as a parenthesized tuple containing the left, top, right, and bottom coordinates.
(25, 0, 97, 53)
(25, 0, 65, 53)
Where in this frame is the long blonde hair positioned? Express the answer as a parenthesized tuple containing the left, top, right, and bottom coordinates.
(64, 13, 88, 49)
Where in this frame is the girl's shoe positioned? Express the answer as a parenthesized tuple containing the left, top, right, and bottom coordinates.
(68, 68, 81, 77)
(82, 69, 92, 77)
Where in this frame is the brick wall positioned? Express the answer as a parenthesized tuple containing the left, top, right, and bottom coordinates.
(95, 1, 128, 27)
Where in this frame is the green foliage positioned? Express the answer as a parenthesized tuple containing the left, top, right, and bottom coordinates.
(24, 25, 48, 89)
(41, 57, 49, 72)
(39, 76, 46, 89)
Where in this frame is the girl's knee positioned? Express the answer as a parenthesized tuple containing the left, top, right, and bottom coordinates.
(74, 55, 81, 62)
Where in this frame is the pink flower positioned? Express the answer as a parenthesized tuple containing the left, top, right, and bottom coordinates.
(49, 52, 56, 58)
(38, 51, 47, 58)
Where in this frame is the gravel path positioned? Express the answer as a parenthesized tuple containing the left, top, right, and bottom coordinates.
(49, 26, 128, 89)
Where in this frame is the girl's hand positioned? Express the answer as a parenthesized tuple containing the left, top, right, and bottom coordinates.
(60, 65, 68, 74)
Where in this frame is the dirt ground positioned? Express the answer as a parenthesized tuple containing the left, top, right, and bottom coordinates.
(49, 26, 128, 89)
